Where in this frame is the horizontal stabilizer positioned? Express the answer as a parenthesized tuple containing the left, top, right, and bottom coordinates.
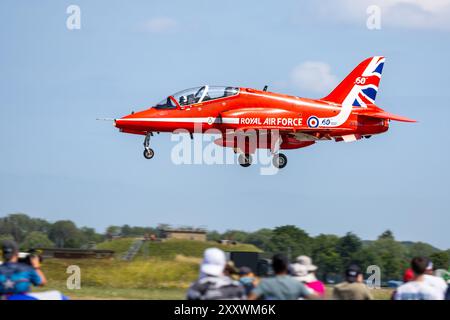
(361, 111, 416, 123)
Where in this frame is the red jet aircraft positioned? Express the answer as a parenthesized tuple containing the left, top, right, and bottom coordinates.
(113, 56, 415, 169)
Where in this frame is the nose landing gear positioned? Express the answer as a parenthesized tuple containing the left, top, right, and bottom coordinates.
(143, 132, 154, 159)
(143, 148, 154, 159)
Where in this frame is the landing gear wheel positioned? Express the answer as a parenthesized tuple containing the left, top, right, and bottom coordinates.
(142, 132, 154, 159)
(273, 153, 287, 169)
(143, 148, 155, 159)
(238, 154, 252, 167)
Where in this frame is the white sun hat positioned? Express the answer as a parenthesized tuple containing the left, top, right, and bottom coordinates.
(295, 255, 318, 271)
(292, 263, 318, 283)
(200, 248, 226, 277)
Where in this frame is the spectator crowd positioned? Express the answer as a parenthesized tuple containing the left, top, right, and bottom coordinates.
(187, 247, 450, 300)
(1, 239, 449, 300)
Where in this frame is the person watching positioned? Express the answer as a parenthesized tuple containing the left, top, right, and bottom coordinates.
(423, 260, 448, 300)
(187, 248, 246, 300)
(0, 240, 47, 299)
(238, 266, 258, 296)
(291, 255, 326, 298)
(248, 254, 317, 300)
(333, 264, 373, 300)
(394, 257, 443, 300)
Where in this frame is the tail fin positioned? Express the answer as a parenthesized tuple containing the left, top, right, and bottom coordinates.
(322, 56, 385, 108)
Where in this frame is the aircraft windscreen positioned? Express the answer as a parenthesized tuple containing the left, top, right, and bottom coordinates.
(172, 86, 239, 106)
(154, 97, 176, 109)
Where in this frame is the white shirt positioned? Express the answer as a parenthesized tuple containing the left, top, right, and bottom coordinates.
(423, 274, 448, 299)
(394, 280, 443, 300)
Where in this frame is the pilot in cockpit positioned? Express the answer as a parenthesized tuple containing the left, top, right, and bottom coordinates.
(179, 95, 188, 106)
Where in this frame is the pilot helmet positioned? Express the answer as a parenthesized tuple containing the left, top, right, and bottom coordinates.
(179, 95, 188, 105)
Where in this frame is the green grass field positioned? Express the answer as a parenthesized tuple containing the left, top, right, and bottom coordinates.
(36, 238, 260, 299)
(36, 238, 392, 300)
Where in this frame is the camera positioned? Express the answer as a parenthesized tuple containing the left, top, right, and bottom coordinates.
(18, 249, 43, 266)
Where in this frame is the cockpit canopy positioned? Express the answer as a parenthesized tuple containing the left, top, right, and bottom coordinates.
(155, 85, 239, 109)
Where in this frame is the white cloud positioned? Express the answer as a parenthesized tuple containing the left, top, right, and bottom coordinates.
(141, 17, 178, 33)
(314, 0, 450, 31)
(290, 61, 338, 94)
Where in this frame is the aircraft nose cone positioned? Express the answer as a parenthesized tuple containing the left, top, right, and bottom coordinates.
(114, 118, 126, 129)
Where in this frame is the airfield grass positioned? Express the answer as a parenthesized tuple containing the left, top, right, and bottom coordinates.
(35, 238, 260, 299)
(36, 238, 392, 300)
(35, 284, 186, 300)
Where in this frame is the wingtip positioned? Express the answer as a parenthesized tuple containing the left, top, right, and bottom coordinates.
(391, 116, 417, 123)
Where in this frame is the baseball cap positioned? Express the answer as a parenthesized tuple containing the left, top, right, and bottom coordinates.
(239, 266, 253, 276)
(200, 248, 226, 277)
(345, 264, 362, 283)
(1, 240, 19, 261)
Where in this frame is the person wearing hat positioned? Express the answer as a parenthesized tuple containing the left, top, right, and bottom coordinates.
(238, 266, 258, 295)
(249, 254, 317, 300)
(291, 255, 325, 298)
(224, 260, 240, 281)
(332, 264, 373, 300)
(187, 248, 246, 300)
(0, 240, 47, 299)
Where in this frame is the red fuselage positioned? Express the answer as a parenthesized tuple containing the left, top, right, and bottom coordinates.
(115, 86, 389, 150)
(110, 57, 415, 166)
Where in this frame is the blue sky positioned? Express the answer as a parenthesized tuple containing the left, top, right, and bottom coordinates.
(1, 0, 449, 249)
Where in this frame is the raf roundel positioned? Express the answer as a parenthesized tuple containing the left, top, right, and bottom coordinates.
(307, 116, 319, 128)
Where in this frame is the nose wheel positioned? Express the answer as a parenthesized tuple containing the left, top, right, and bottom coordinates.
(143, 132, 154, 160)
(273, 153, 287, 169)
(238, 153, 252, 167)
(143, 148, 154, 159)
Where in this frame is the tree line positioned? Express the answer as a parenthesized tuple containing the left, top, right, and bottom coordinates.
(0, 213, 157, 249)
(0, 213, 104, 249)
(1, 213, 449, 280)
(207, 226, 450, 281)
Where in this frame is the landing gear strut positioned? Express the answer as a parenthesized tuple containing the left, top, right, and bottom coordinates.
(270, 134, 287, 169)
(238, 153, 252, 167)
(143, 132, 154, 159)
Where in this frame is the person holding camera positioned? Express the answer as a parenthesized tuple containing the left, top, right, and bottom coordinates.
(0, 240, 47, 299)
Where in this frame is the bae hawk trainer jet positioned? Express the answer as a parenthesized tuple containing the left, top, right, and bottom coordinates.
(111, 56, 415, 168)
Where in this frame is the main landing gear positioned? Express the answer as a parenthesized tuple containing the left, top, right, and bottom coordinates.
(143, 132, 154, 159)
(238, 152, 288, 169)
(272, 153, 288, 169)
(238, 153, 252, 167)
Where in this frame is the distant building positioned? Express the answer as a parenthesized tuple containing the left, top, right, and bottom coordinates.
(161, 227, 207, 241)
(218, 239, 238, 245)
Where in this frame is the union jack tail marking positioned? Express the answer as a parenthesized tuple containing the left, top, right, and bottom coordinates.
(322, 56, 385, 108)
